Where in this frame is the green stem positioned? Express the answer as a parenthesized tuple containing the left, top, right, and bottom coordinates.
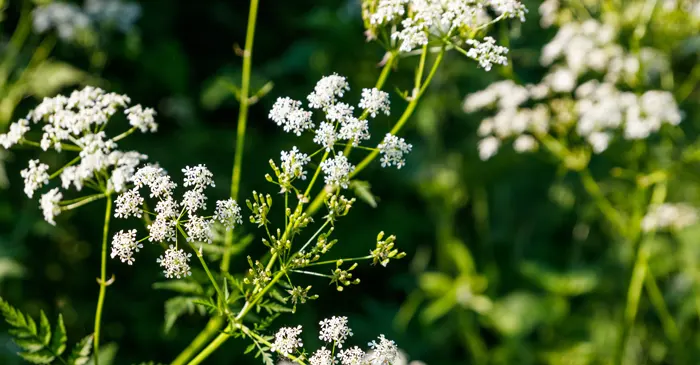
(61, 193, 107, 211)
(350, 48, 444, 179)
(173, 1, 260, 364)
(93, 194, 112, 365)
(578, 169, 627, 237)
(304, 255, 372, 267)
(49, 156, 81, 180)
(644, 267, 679, 342)
(186, 329, 232, 365)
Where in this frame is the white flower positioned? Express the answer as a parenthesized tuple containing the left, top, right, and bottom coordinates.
(20, 160, 50, 198)
(155, 196, 179, 219)
(587, 132, 611, 154)
(0, 119, 30, 149)
(133, 165, 176, 198)
(478, 136, 500, 160)
(641, 203, 698, 232)
(465, 37, 509, 72)
(114, 188, 144, 218)
(309, 346, 334, 365)
(271, 325, 303, 357)
(319, 316, 353, 348)
(320, 153, 355, 189)
(40, 188, 62, 225)
(184, 215, 213, 243)
(359, 88, 390, 117)
(157, 245, 192, 279)
(378, 134, 412, 169)
(182, 164, 215, 190)
(326, 102, 355, 123)
(269, 97, 315, 136)
(392, 18, 428, 53)
(182, 189, 207, 216)
(148, 216, 176, 242)
(281, 147, 311, 181)
(370, 0, 408, 25)
(32, 2, 91, 41)
(308, 74, 350, 110)
(337, 346, 365, 365)
(125, 105, 158, 133)
(213, 199, 242, 230)
(489, 0, 529, 22)
(338, 118, 370, 147)
(544, 68, 577, 93)
(513, 135, 537, 153)
(314, 122, 338, 152)
(111, 229, 142, 265)
(366, 335, 399, 365)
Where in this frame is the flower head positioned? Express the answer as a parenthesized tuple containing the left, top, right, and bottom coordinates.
(377, 134, 412, 169)
(269, 97, 315, 136)
(314, 122, 338, 152)
(359, 88, 390, 117)
(213, 199, 242, 230)
(320, 153, 355, 189)
(111, 229, 142, 265)
(20, 160, 50, 198)
(337, 346, 365, 365)
(40, 188, 62, 225)
(309, 346, 334, 365)
(157, 245, 192, 278)
(465, 37, 509, 71)
(271, 325, 303, 357)
(308, 74, 350, 110)
(319, 316, 353, 347)
(366, 335, 399, 365)
(280, 147, 311, 182)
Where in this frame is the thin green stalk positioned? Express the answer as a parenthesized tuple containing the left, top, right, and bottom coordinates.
(186, 330, 232, 365)
(93, 194, 112, 365)
(578, 169, 627, 236)
(172, 1, 260, 364)
(61, 193, 107, 211)
(644, 267, 679, 342)
(350, 48, 444, 179)
(304, 255, 372, 267)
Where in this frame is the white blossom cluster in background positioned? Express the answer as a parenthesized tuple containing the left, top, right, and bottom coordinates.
(463, 8, 683, 160)
(112, 164, 243, 277)
(641, 203, 699, 232)
(271, 316, 399, 365)
(0, 86, 158, 225)
(33, 0, 141, 41)
(268, 74, 411, 193)
(361, 0, 527, 70)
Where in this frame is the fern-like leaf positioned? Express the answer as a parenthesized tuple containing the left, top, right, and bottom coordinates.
(66, 334, 93, 365)
(164, 296, 206, 334)
(0, 297, 67, 364)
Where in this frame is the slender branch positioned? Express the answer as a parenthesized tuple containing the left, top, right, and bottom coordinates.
(173, 1, 261, 364)
(111, 127, 137, 142)
(304, 255, 372, 268)
(578, 169, 628, 236)
(61, 193, 107, 211)
(49, 156, 81, 180)
(93, 194, 112, 365)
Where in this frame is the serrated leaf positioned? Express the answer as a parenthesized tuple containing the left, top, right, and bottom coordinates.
(351, 180, 377, 208)
(152, 280, 203, 295)
(49, 314, 67, 355)
(38, 311, 51, 345)
(244, 343, 256, 354)
(18, 350, 54, 364)
(164, 296, 206, 334)
(67, 334, 93, 365)
(0, 297, 67, 363)
(259, 301, 293, 314)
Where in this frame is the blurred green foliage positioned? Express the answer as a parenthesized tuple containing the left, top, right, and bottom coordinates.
(0, 0, 699, 364)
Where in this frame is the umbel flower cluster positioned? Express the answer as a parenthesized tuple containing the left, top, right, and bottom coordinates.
(268, 73, 411, 192)
(0, 86, 157, 224)
(112, 164, 242, 276)
(270, 316, 398, 365)
(361, 0, 527, 70)
(463, 15, 683, 160)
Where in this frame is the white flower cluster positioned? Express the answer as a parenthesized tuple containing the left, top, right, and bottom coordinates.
(268, 74, 409, 192)
(110, 229, 142, 265)
(641, 203, 699, 232)
(463, 14, 683, 160)
(0, 86, 156, 225)
(272, 317, 398, 365)
(364, 0, 526, 56)
(113, 164, 242, 277)
(33, 0, 141, 41)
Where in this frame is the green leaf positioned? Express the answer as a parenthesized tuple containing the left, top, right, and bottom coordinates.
(258, 301, 293, 314)
(351, 180, 378, 208)
(66, 335, 93, 365)
(85, 342, 118, 365)
(152, 280, 204, 295)
(164, 296, 206, 334)
(0, 297, 68, 363)
(50, 314, 67, 355)
(244, 343, 256, 354)
(26, 61, 94, 98)
(418, 272, 454, 297)
(520, 261, 599, 296)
